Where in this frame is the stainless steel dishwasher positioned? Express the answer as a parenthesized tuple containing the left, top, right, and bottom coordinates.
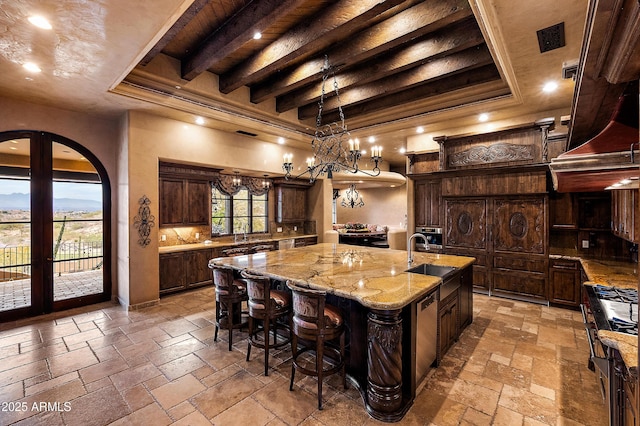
(416, 288, 438, 383)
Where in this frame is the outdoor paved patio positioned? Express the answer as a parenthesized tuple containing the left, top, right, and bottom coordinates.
(0, 269, 103, 311)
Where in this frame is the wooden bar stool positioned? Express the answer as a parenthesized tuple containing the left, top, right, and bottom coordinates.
(209, 264, 248, 351)
(241, 271, 292, 376)
(287, 281, 346, 410)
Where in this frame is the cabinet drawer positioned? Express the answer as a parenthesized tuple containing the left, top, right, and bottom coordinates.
(494, 256, 546, 273)
(550, 259, 578, 270)
(492, 270, 546, 299)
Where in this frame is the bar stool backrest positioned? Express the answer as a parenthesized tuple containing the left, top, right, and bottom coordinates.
(288, 283, 327, 334)
(211, 264, 241, 296)
(240, 271, 272, 311)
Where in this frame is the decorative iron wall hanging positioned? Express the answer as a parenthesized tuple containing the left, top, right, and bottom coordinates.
(133, 195, 155, 247)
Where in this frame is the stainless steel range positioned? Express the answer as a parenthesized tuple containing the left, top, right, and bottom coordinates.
(582, 285, 638, 425)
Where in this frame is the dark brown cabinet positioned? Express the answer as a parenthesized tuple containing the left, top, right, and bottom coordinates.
(274, 178, 312, 223)
(159, 252, 186, 294)
(549, 192, 577, 229)
(159, 178, 211, 227)
(458, 268, 473, 329)
(444, 195, 548, 302)
(159, 248, 214, 295)
(294, 236, 318, 247)
(612, 189, 639, 243)
(438, 288, 458, 362)
(549, 258, 581, 307)
(415, 179, 441, 227)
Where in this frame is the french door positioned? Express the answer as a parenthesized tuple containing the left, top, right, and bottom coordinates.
(0, 131, 111, 321)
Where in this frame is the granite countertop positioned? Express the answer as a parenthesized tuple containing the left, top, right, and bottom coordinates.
(570, 257, 638, 374)
(210, 243, 475, 310)
(159, 234, 317, 254)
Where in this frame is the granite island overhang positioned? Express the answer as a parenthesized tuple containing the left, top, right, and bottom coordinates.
(210, 243, 475, 422)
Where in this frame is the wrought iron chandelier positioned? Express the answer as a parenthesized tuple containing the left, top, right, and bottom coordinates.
(341, 184, 365, 208)
(282, 56, 382, 183)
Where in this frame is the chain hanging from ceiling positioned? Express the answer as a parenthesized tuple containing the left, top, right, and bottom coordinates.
(282, 55, 382, 183)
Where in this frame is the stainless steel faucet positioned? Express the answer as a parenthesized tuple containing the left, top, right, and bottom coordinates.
(408, 233, 428, 266)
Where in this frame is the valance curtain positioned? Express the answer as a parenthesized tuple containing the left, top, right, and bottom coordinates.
(215, 174, 270, 196)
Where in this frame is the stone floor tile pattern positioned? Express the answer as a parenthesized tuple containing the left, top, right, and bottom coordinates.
(0, 287, 608, 425)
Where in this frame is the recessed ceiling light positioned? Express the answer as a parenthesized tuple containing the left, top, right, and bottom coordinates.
(10, 140, 18, 144)
(10, 147, 17, 150)
(253, 32, 262, 40)
(277, 137, 285, 145)
(23, 62, 41, 73)
(195, 116, 205, 125)
(25, 77, 33, 81)
(478, 113, 489, 122)
(399, 147, 406, 154)
(175, 85, 181, 89)
(368, 136, 375, 143)
(361, 149, 367, 155)
(543, 81, 558, 93)
(28, 15, 52, 30)
(416, 126, 424, 134)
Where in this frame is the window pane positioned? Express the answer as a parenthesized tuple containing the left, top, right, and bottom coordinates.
(233, 189, 249, 234)
(212, 187, 231, 235)
(0, 137, 31, 312)
(252, 217, 266, 232)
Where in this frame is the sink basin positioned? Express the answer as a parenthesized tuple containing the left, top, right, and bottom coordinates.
(406, 264, 456, 278)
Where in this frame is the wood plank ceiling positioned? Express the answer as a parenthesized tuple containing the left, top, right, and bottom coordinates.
(137, 0, 507, 129)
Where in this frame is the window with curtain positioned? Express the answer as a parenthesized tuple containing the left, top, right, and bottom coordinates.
(211, 180, 268, 236)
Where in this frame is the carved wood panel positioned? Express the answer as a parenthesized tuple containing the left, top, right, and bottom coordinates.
(444, 199, 487, 249)
(493, 198, 546, 254)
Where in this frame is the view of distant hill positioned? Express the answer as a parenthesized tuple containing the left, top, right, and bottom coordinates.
(0, 193, 102, 211)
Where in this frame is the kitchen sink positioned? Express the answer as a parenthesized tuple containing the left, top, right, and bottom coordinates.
(406, 264, 456, 278)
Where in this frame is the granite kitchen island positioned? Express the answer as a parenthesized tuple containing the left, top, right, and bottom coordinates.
(210, 243, 475, 421)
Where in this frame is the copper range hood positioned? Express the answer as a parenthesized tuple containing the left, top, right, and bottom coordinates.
(550, 90, 639, 192)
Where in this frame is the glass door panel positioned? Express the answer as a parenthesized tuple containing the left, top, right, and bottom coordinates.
(0, 138, 32, 313)
(52, 142, 104, 302)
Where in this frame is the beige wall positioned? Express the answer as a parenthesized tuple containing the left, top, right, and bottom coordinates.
(336, 186, 407, 230)
(126, 110, 321, 307)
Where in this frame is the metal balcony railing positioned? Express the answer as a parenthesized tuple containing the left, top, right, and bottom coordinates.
(0, 241, 103, 282)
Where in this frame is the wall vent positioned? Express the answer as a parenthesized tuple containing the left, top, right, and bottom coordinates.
(236, 130, 258, 137)
(536, 22, 565, 53)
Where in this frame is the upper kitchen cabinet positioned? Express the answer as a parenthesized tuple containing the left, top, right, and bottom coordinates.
(415, 178, 441, 227)
(158, 162, 220, 227)
(612, 189, 639, 243)
(273, 178, 313, 223)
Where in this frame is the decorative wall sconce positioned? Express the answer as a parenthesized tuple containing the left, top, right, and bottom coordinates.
(133, 195, 155, 247)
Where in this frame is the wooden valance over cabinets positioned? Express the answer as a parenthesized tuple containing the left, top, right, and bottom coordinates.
(432, 118, 555, 171)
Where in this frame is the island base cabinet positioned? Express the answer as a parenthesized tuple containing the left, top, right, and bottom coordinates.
(438, 289, 459, 363)
(549, 259, 581, 307)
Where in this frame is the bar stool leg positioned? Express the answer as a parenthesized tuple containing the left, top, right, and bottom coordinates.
(263, 318, 270, 376)
(289, 332, 297, 391)
(317, 337, 324, 410)
(246, 316, 253, 361)
(214, 301, 220, 342)
(227, 302, 233, 351)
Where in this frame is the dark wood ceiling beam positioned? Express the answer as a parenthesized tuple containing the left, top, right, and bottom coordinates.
(181, 0, 306, 81)
(298, 45, 494, 120)
(317, 64, 504, 124)
(276, 20, 483, 112)
(251, 0, 472, 103)
(139, 0, 212, 66)
(218, 0, 408, 94)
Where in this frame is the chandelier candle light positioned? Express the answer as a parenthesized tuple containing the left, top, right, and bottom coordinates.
(282, 56, 382, 182)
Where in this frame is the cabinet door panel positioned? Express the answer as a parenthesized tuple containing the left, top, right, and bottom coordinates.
(493, 197, 545, 254)
(444, 199, 487, 249)
(492, 270, 546, 299)
(549, 259, 580, 306)
(159, 253, 186, 293)
(160, 179, 186, 226)
(186, 181, 211, 225)
(185, 249, 213, 287)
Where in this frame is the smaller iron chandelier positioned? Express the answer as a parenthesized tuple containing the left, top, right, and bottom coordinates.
(262, 174, 270, 189)
(232, 171, 242, 189)
(341, 184, 364, 208)
(282, 55, 382, 182)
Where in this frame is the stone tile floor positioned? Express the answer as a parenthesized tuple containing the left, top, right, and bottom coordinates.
(0, 270, 104, 311)
(0, 288, 607, 425)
